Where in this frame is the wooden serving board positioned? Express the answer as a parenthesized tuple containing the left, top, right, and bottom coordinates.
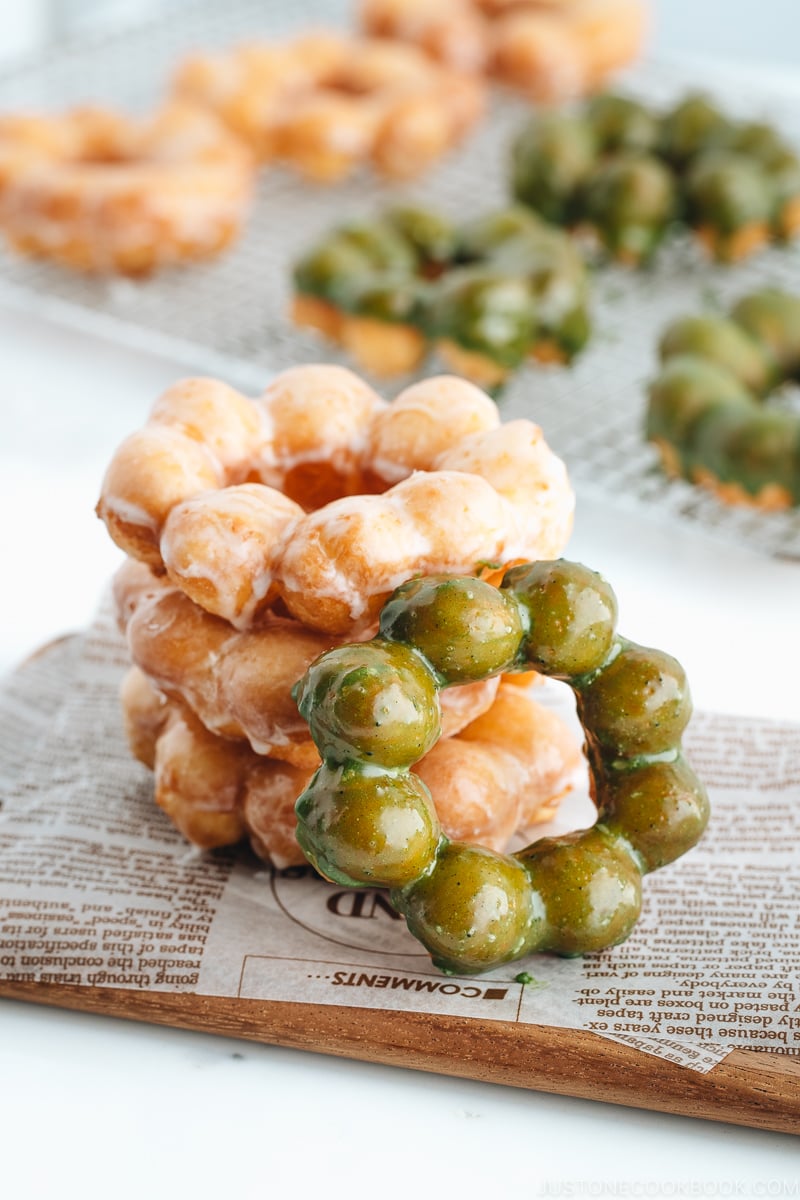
(3, 637, 799, 1135)
(2, 980, 799, 1135)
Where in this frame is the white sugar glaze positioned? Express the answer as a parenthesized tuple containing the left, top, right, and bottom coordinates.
(99, 370, 574, 636)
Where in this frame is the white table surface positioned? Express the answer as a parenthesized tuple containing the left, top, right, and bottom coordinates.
(2, 305, 799, 1196)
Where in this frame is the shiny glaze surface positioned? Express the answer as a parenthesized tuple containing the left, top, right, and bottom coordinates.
(292, 203, 591, 380)
(647, 288, 800, 506)
(292, 560, 708, 974)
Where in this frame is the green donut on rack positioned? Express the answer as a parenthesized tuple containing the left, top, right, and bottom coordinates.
(291, 204, 591, 390)
(511, 90, 800, 265)
(292, 563, 708, 975)
(646, 288, 800, 509)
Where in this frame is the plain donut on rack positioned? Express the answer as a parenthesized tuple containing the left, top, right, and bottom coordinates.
(0, 103, 254, 273)
(173, 32, 485, 182)
(359, 0, 647, 101)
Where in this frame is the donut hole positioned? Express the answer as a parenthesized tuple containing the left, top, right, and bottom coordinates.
(73, 147, 134, 166)
(281, 460, 361, 510)
(69, 121, 139, 167)
(318, 72, 381, 99)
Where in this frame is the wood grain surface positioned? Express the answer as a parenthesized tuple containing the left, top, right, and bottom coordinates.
(2, 981, 798, 1135)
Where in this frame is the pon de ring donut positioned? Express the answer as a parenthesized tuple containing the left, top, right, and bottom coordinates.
(0, 103, 254, 274)
(293, 562, 709, 975)
(647, 288, 800, 509)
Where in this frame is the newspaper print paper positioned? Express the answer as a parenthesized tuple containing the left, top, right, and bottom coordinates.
(1, 605, 798, 1075)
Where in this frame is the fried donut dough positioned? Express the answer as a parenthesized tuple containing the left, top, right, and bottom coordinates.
(0, 103, 254, 273)
(122, 667, 581, 861)
(174, 33, 485, 182)
(98, 369, 574, 637)
(113, 558, 504, 767)
(360, 0, 646, 101)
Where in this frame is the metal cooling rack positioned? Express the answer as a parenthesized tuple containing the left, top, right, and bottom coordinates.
(1, 0, 800, 560)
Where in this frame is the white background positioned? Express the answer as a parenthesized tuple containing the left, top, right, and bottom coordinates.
(656, 0, 800, 70)
(2, 1, 800, 68)
(1, 2, 800, 1196)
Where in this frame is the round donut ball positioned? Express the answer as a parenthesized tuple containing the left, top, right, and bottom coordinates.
(379, 575, 524, 683)
(296, 763, 441, 888)
(395, 842, 542, 974)
(586, 93, 660, 155)
(578, 642, 692, 758)
(519, 827, 642, 956)
(731, 288, 800, 376)
(294, 640, 440, 768)
(658, 315, 773, 396)
(597, 755, 710, 872)
(503, 559, 618, 679)
(584, 154, 677, 263)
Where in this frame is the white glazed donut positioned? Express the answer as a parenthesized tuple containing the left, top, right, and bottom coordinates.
(98, 368, 575, 637)
(0, 104, 254, 273)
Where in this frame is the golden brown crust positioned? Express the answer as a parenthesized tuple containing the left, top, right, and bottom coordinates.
(339, 315, 427, 377)
(652, 437, 683, 481)
(654, 433, 793, 513)
(0, 104, 254, 274)
(98, 370, 574, 638)
(694, 222, 770, 264)
(691, 467, 793, 512)
(360, 0, 646, 100)
(290, 294, 345, 340)
(121, 667, 580, 863)
(529, 339, 568, 366)
(173, 34, 485, 182)
(436, 338, 510, 388)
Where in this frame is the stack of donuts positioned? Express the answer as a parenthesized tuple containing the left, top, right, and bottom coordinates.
(360, 0, 647, 102)
(98, 365, 584, 864)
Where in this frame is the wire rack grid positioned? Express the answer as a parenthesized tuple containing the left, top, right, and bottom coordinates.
(0, 0, 799, 560)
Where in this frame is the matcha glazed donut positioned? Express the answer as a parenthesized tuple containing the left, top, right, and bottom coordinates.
(647, 288, 800, 509)
(291, 204, 591, 390)
(512, 92, 800, 266)
(293, 561, 708, 975)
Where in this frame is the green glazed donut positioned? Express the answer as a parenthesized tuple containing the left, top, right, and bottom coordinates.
(292, 204, 591, 386)
(647, 289, 800, 508)
(292, 562, 707, 975)
(510, 90, 800, 265)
